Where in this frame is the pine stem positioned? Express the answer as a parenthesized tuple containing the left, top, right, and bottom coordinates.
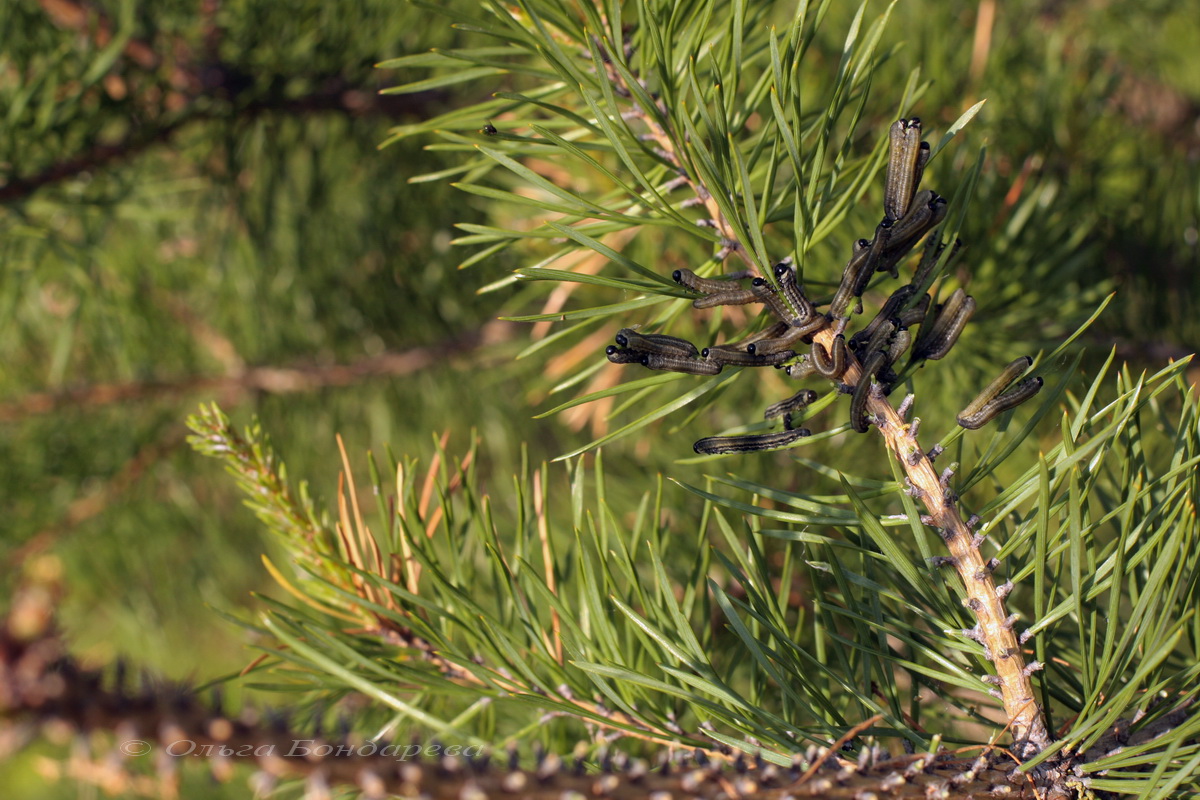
(811, 325, 1052, 757)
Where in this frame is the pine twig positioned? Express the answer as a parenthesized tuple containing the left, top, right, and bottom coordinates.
(0, 605, 1031, 799)
(812, 322, 1051, 757)
(595, 44, 1053, 759)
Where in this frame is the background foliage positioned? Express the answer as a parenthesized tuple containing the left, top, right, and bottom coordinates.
(1, 0, 1198, 797)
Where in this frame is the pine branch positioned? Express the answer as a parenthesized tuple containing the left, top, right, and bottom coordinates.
(0, 322, 515, 423)
(0, 612, 1038, 799)
(571, 15, 1051, 758)
(375, 1, 1200, 794)
(186, 412, 718, 753)
(11, 2, 1198, 798)
(2, 0, 438, 205)
(842, 348, 1051, 755)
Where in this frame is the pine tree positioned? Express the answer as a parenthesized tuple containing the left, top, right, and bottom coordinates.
(3, 1, 1198, 798)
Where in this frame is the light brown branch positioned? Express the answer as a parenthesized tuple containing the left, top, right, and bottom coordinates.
(810, 325, 1052, 757)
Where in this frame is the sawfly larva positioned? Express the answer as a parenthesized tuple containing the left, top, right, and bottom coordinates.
(885, 327, 912, 367)
(615, 329, 699, 358)
(737, 321, 792, 349)
(702, 345, 794, 367)
(913, 288, 975, 360)
(785, 356, 816, 380)
(693, 428, 811, 455)
(885, 118, 924, 221)
(850, 219, 894, 297)
(750, 277, 810, 326)
(957, 377, 1043, 429)
(605, 345, 643, 364)
(673, 268, 753, 294)
(811, 334, 848, 379)
(960, 356, 1033, 417)
(764, 388, 819, 422)
(895, 294, 932, 329)
(830, 239, 874, 319)
(692, 287, 760, 309)
(856, 318, 898, 361)
(857, 285, 915, 343)
(746, 315, 828, 355)
(957, 357, 1042, 429)
(773, 259, 815, 324)
(641, 351, 723, 375)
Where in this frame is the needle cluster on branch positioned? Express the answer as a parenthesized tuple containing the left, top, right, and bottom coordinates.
(596, 51, 1049, 756)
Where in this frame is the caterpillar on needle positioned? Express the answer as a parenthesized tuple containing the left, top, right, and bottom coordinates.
(694, 428, 811, 455)
(605, 119, 1036, 460)
(958, 356, 1043, 429)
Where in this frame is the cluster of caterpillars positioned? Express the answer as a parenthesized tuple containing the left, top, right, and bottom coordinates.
(1, 617, 1034, 799)
(605, 119, 1042, 454)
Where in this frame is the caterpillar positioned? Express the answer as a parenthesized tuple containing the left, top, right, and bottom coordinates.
(895, 296, 931, 329)
(605, 345, 644, 364)
(693, 427, 810, 455)
(642, 351, 723, 375)
(672, 267, 753, 294)
(854, 318, 898, 361)
(749, 277, 789, 320)
(884, 327, 912, 368)
(785, 356, 816, 380)
(811, 334, 848, 379)
(738, 320, 792, 347)
(701, 345, 793, 367)
(746, 315, 828, 355)
(882, 191, 940, 251)
(875, 195, 947, 278)
(773, 258, 815, 324)
(828, 239, 873, 319)
(691, 287, 760, 309)
(957, 378, 1043, 429)
(855, 284, 915, 345)
(884, 118, 924, 221)
(913, 288, 975, 361)
(957, 357, 1043, 429)
(615, 328, 699, 358)
(607, 345, 722, 375)
(763, 388, 819, 426)
(914, 140, 931, 195)
(850, 219, 894, 297)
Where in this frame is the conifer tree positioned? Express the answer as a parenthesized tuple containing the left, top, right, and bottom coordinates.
(3, 1, 1198, 799)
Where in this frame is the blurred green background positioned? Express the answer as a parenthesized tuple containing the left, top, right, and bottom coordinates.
(1, 0, 1197, 795)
